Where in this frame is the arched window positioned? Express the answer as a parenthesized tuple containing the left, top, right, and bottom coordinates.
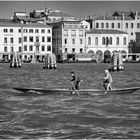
(95, 37, 98, 45)
(123, 37, 126, 45)
(116, 37, 119, 45)
(110, 37, 112, 45)
(102, 37, 105, 45)
(88, 37, 91, 45)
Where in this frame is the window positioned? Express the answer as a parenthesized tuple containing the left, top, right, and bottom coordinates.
(18, 29, 21, 33)
(95, 37, 98, 45)
(29, 45, 33, 51)
(47, 37, 51, 42)
(36, 36, 39, 42)
(126, 23, 128, 28)
(106, 23, 109, 28)
(24, 36, 27, 42)
(116, 37, 119, 45)
(19, 47, 22, 52)
(29, 29, 33, 33)
(48, 29, 50, 33)
(10, 29, 13, 33)
(80, 39, 83, 44)
(4, 46, 7, 52)
(35, 29, 39, 33)
(42, 37, 45, 42)
(11, 47, 14, 52)
(131, 23, 133, 28)
(137, 23, 140, 28)
(4, 37, 7, 43)
(42, 45, 45, 51)
(64, 30, 68, 36)
(80, 48, 83, 53)
(10, 37, 13, 43)
(118, 23, 120, 28)
(3, 29, 8, 33)
(23, 29, 28, 33)
(29, 36, 33, 42)
(72, 39, 75, 44)
(102, 37, 106, 45)
(131, 32, 133, 35)
(96, 23, 99, 28)
(72, 48, 75, 53)
(64, 39, 67, 44)
(101, 23, 104, 28)
(24, 45, 27, 51)
(24, 55, 27, 60)
(71, 30, 76, 36)
(41, 29, 45, 33)
(123, 37, 126, 45)
(79, 30, 83, 36)
(88, 37, 91, 45)
(110, 37, 112, 45)
(47, 45, 51, 51)
(65, 48, 67, 53)
(19, 37, 22, 43)
(112, 23, 114, 28)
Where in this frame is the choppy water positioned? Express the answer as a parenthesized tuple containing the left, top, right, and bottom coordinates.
(0, 63, 140, 139)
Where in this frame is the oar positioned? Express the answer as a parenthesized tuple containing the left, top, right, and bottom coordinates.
(71, 82, 79, 96)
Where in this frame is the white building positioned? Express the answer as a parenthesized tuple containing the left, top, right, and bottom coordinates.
(85, 29, 128, 61)
(0, 21, 52, 61)
(48, 19, 86, 60)
(89, 11, 140, 43)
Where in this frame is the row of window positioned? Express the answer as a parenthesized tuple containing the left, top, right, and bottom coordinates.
(3, 45, 51, 52)
(64, 38, 83, 45)
(3, 28, 51, 34)
(64, 30, 84, 36)
(65, 48, 83, 53)
(88, 37, 127, 45)
(23, 45, 51, 52)
(4, 36, 51, 43)
(96, 22, 140, 29)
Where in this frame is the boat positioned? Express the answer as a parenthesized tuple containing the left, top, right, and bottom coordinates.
(13, 86, 140, 95)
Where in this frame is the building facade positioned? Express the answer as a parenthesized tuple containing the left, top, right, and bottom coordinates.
(49, 19, 86, 60)
(87, 11, 140, 43)
(85, 29, 128, 61)
(0, 21, 52, 61)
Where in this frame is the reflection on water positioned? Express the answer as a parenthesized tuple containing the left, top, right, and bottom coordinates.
(0, 63, 140, 139)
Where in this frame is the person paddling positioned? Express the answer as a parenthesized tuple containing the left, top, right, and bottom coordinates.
(103, 70, 113, 94)
(70, 72, 82, 94)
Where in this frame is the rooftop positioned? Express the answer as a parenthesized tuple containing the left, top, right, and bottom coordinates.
(93, 15, 133, 20)
(48, 10, 74, 18)
(0, 20, 51, 28)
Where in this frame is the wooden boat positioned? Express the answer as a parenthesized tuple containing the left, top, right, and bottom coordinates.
(13, 86, 140, 95)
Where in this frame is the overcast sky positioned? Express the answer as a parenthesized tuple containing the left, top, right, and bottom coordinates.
(0, 1, 140, 18)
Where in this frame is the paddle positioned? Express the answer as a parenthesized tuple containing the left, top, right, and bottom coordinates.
(71, 82, 80, 96)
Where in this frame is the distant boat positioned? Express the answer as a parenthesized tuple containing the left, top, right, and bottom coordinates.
(13, 87, 140, 95)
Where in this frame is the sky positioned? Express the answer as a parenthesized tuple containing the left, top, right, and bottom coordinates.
(0, 1, 140, 18)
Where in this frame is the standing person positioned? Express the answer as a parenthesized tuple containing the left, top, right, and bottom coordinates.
(70, 71, 82, 92)
(103, 70, 113, 93)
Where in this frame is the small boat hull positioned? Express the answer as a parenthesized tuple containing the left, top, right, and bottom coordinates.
(13, 87, 140, 95)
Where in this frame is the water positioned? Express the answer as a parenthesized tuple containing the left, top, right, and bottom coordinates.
(0, 63, 140, 139)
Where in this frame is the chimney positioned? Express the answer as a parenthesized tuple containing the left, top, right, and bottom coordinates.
(136, 11, 138, 17)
